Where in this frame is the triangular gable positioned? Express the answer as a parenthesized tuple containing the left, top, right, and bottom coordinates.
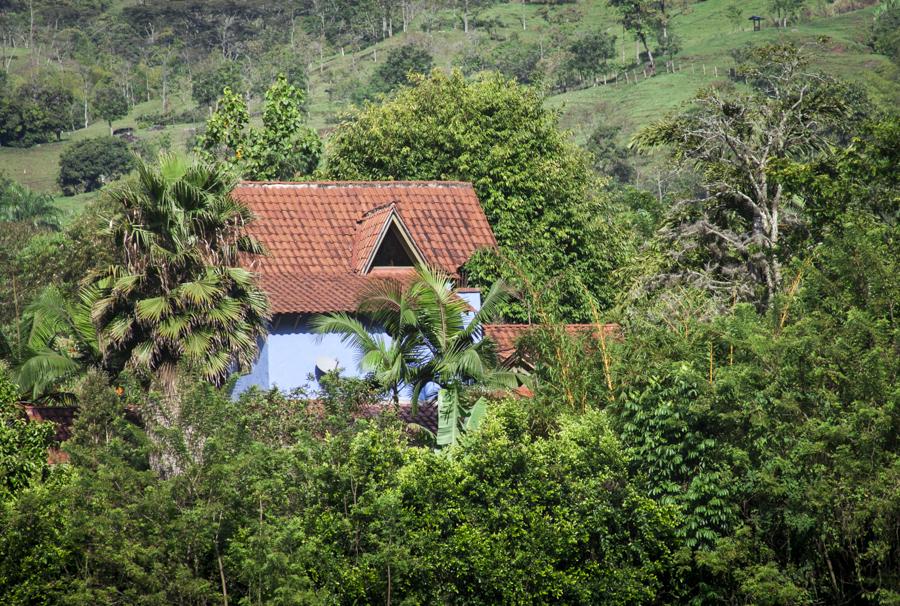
(353, 205, 426, 274)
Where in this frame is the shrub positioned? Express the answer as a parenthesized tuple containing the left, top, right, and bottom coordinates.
(57, 136, 135, 195)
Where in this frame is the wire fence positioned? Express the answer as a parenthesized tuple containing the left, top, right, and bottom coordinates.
(551, 59, 733, 95)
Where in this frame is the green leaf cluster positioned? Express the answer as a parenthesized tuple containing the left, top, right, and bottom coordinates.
(325, 69, 630, 320)
(0, 381, 678, 605)
(196, 75, 322, 181)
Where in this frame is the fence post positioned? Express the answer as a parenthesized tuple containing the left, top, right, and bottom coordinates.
(714, 65, 718, 77)
(703, 64, 706, 75)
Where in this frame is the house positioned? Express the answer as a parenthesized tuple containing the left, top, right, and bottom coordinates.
(231, 181, 497, 396)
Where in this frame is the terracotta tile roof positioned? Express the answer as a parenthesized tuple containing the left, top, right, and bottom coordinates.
(484, 323, 621, 363)
(233, 181, 497, 314)
(361, 400, 439, 435)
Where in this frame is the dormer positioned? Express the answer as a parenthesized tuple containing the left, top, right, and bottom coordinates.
(353, 203, 427, 274)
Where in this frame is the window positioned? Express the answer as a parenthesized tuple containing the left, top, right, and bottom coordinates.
(371, 222, 417, 267)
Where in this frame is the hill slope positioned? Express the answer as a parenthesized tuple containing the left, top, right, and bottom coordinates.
(0, 0, 896, 204)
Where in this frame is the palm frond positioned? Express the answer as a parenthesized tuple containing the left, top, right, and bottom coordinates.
(16, 349, 80, 401)
(135, 296, 171, 323)
(23, 287, 69, 350)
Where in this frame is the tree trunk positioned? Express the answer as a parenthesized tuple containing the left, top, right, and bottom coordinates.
(162, 66, 168, 113)
(640, 34, 655, 71)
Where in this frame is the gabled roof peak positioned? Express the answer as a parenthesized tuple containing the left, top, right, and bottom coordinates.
(359, 201, 398, 221)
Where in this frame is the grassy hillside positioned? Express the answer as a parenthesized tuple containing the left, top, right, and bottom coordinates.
(0, 0, 896, 205)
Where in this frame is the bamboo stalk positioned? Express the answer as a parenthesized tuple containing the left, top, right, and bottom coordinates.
(778, 255, 815, 333)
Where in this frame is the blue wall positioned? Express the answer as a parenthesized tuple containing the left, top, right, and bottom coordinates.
(233, 289, 482, 399)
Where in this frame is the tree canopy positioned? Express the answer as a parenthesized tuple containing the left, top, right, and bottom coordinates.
(196, 75, 322, 180)
(325, 69, 630, 321)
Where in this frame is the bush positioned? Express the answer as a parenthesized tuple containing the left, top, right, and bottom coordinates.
(57, 136, 135, 195)
(0, 82, 73, 148)
(0, 378, 680, 605)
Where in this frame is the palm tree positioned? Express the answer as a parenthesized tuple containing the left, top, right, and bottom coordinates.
(14, 286, 100, 403)
(313, 266, 518, 410)
(0, 176, 60, 230)
(311, 279, 422, 403)
(408, 266, 517, 404)
(87, 153, 269, 417)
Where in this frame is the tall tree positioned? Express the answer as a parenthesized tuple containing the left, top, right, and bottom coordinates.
(196, 75, 322, 180)
(566, 31, 617, 84)
(92, 84, 128, 136)
(371, 43, 433, 94)
(769, 0, 806, 28)
(608, 0, 664, 70)
(325, 69, 629, 321)
(633, 44, 851, 308)
(88, 154, 269, 419)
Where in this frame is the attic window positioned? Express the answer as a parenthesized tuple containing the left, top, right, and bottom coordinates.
(372, 222, 417, 268)
(357, 209, 426, 273)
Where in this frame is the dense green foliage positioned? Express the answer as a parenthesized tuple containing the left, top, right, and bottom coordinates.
(0, 377, 678, 605)
(0, 369, 54, 501)
(192, 61, 244, 108)
(371, 43, 434, 94)
(196, 75, 322, 180)
(564, 31, 617, 85)
(57, 136, 135, 195)
(325, 69, 629, 320)
(518, 209, 900, 604)
(89, 155, 269, 403)
(0, 79, 74, 147)
(871, 0, 900, 65)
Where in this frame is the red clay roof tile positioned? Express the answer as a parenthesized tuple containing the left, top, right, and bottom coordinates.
(234, 181, 497, 314)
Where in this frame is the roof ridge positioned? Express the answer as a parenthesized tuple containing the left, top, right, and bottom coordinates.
(358, 201, 397, 221)
(237, 180, 473, 188)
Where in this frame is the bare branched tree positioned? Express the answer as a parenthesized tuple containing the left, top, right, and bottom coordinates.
(632, 43, 851, 309)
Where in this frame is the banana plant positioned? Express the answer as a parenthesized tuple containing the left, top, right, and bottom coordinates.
(436, 389, 487, 450)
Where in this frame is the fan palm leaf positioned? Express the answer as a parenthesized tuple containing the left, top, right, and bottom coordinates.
(89, 153, 270, 394)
